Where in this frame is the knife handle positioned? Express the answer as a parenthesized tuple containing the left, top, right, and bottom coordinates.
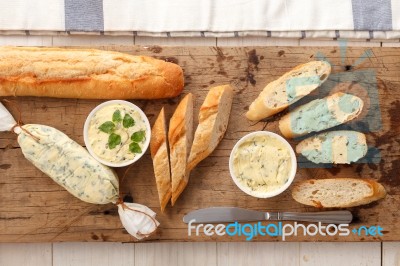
(277, 211, 353, 224)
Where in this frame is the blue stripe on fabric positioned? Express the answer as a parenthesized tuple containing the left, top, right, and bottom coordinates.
(65, 0, 104, 31)
(351, 0, 392, 30)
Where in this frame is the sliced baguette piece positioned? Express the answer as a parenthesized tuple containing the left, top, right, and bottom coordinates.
(279, 92, 364, 138)
(296, 130, 368, 164)
(169, 94, 194, 205)
(187, 85, 234, 171)
(246, 61, 331, 121)
(292, 178, 386, 208)
(150, 108, 171, 212)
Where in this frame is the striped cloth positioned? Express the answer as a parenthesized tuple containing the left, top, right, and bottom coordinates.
(0, 0, 399, 40)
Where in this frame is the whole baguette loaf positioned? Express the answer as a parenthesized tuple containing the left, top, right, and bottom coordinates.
(150, 108, 171, 212)
(292, 178, 386, 208)
(169, 94, 193, 205)
(187, 85, 234, 171)
(246, 61, 331, 121)
(0, 46, 184, 99)
(279, 92, 363, 138)
(296, 130, 368, 164)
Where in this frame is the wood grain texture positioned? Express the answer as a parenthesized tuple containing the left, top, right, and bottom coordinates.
(217, 242, 299, 265)
(135, 243, 216, 266)
(53, 243, 135, 266)
(0, 243, 52, 266)
(0, 45, 399, 242)
(383, 242, 400, 266)
(299, 243, 381, 266)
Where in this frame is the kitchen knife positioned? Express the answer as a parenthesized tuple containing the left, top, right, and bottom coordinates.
(183, 207, 352, 224)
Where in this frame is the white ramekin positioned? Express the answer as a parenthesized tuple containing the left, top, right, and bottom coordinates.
(83, 100, 151, 167)
(229, 131, 297, 198)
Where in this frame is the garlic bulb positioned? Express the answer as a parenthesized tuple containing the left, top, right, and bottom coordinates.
(118, 202, 159, 240)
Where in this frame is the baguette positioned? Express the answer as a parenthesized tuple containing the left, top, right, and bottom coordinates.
(296, 131, 368, 164)
(279, 92, 363, 138)
(150, 108, 171, 212)
(292, 178, 386, 208)
(0, 46, 184, 99)
(169, 94, 193, 205)
(246, 61, 331, 121)
(187, 85, 234, 171)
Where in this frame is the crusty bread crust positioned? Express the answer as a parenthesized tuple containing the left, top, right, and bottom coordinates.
(246, 61, 331, 121)
(292, 178, 386, 208)
(187, 85, 233, 171)
(150, 108, 171, 212)
(0, 46, 184, 99)
(279, 92, 364, 138)
(168, 94, 193, 205)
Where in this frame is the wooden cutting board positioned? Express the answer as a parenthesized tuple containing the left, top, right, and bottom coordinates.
(0, 46, 399, 242)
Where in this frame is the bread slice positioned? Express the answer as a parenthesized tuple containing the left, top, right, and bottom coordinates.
(296, 131, 368, 164)
(169, 94, 194, 205)
(292, 178, 386, 208)
(150, 108, 171, 212)
(246, 61, 331, 121)
(187, 85, 234, 171)
(279, 92, 364, 138)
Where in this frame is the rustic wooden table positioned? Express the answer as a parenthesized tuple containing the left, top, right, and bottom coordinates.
(0, 35, 399, 266)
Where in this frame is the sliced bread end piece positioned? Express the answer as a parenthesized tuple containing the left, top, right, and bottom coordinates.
(168, 93, 194, 206)
(187, 84, 234, 171)
(246, 61, 331, 121)
(292, 178, 386, 208)
(150, 107, 171, 212)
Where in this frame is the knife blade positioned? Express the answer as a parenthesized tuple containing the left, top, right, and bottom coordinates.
(183, 207, 353, 224)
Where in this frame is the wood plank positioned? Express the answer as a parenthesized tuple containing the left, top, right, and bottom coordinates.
(52, 36, 134, 46)
(217, 242, 299, 265)
(382, 42, 400, 47)
(217, 37, 299, 46)
(383, 242, 400, 266)
(135, 243, 216, 266)
(299, 243, 381, 266)
(0, 243, 52, 266)
(300, 39, 382, 47)
(53, 243, 135, 266)
(0, 36, 52, 46)
(0, 46, 399, 242)
(135, 37, 216, 46)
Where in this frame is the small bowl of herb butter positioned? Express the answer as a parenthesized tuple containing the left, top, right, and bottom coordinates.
(84, 100, 151, 167)
(229, 131, 297, 198)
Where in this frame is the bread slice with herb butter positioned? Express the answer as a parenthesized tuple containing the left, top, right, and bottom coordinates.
(187, 85, 234, 171)
(169, 93, 194, 205)
(292, 178, 386, 208)
(279, 92, 364, 138)
(150, 108, 171, 212)
(246, 61, 331, 121)
(296, 130, 368, 164)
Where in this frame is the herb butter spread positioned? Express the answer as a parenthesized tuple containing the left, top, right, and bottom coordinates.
(232, 134, 292, 194)
(88, 104, 147, 164)
(18, 124, 119, 204)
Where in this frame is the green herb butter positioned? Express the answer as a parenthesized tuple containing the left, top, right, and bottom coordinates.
(232, 134, 292, 195)
(88, 104, 147, 163)
(18, 124, 119, 204)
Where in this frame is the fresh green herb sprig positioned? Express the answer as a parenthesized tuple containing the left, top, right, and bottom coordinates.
(98, 110, 145, 154)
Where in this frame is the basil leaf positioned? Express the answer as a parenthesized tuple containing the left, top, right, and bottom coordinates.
(123, 114, 135, 128)
(98, 121, 115, 134)
(129, 142, 142, 153)
(108, 133, 121, 149)
(131, 130, 146, 142)
(112, 110, 122, 123)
